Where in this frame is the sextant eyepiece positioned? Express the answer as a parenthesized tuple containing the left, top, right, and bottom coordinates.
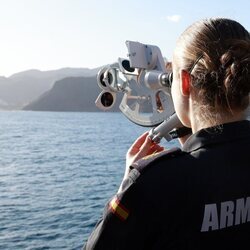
(121, 59, 135, 73)
(160, 72, 173, 88)
(95, 90, 116, 111)
(100, 92, 114, 107)
(99, 71, 114, 88)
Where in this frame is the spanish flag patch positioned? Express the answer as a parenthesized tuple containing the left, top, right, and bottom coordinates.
(109, 197, 129, 221)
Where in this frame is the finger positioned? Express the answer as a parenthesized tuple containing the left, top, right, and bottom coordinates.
(133, 131, 149, 147)
(138, 135, 154, 151)
(135, 136, 156, 159)
(148, 145, 165, 155)
(128, 131, 149, 154)
(135, 144, 164, 162)
(150, 143, 164, 150)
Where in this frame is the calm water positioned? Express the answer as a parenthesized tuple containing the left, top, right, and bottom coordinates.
(0, 111, 178, 250)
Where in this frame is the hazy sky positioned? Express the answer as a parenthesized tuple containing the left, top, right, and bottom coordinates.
(0, 0, 249, 76)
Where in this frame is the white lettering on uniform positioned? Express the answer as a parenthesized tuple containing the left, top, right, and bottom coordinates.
(235, 197, 250, 225)
(201, 196, 250, 232)
(201, 204, 219, 232)
(220, 201, 234, 229)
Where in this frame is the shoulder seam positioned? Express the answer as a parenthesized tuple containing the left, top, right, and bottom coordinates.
(131, 147, 183, 174)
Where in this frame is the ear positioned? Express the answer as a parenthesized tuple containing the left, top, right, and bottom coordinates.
(180, 70, 191, 96)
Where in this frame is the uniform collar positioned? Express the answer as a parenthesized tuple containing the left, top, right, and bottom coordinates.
(182, 120, 250, 153)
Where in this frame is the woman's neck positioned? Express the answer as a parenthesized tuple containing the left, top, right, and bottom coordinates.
(190, 108, 247, 133)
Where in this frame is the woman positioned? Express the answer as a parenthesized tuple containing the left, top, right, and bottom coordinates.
(84, 18, 250, 249)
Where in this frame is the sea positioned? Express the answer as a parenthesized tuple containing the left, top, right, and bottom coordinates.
(0, 111, 178, 250)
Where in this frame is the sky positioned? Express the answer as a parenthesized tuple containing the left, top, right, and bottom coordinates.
(0, 0, 249, 77)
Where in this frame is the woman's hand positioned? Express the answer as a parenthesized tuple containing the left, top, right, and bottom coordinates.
(124, 132, 164, 178)
(118, 132, 165, 193)
(118, 132, 164, 192)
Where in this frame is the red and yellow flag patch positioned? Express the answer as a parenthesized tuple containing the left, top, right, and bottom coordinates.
(109, 197, 129, 221)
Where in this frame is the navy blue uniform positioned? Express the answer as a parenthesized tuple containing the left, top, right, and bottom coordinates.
(83, 120, 250, 249)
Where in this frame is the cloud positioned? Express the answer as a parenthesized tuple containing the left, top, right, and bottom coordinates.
(166, 15, 181, 22)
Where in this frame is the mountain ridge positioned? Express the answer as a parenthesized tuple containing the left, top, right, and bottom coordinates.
(23, 76, 121, 112)
(0, 67, 101, 110)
